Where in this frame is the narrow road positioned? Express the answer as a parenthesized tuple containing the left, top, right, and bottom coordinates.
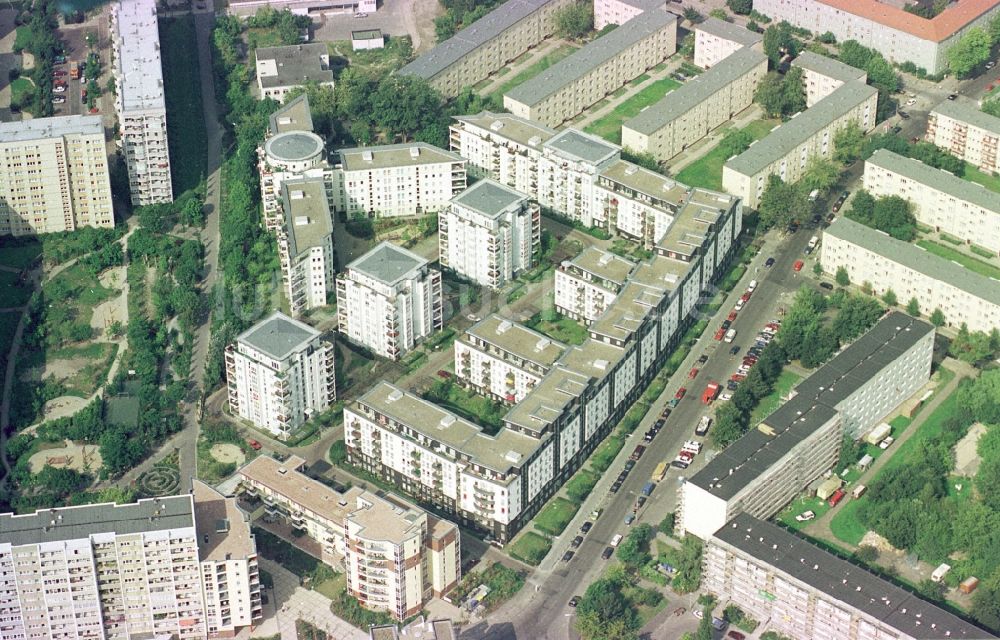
(0, 308, 28, 491)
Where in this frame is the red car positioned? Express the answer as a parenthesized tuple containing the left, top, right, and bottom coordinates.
(793, 260, 804, 272)
(728, 632, 746, 640)
(714, 327, 726, 341)
(688, 367, 699, 379)
(828, 489, 846, 506)
(437, 370, 452, 379)
(731, 374, 746, 383)
(53, 70, 66, 77)
(675, 388, 687, 400)
(740, 293, 751, 303)
(727, 311, 738, 322)
(248, 439, 262, 451)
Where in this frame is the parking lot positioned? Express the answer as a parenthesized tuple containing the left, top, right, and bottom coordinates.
(52, 14, 113, 123)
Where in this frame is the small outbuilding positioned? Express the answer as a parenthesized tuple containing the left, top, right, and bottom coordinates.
(352, 29, 385, 51)
(816, 477, 843, 501)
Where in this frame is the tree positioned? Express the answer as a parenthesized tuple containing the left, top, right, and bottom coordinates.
(695, 607, 714, 640)
(781, 66, 806, 114)
(881, 289, 898, 306)
(617, 524, 653, 569)
(957, 369, 1000, 425)
(846, 191, 917, 240)
(754, 69, 804, 118)
(678, 32, 695, 59)
(947, 27, 992, 78)
(672, 535, 703, 593)
(854, 545, 879, 563)
(708, 8, 729, 22)
(763, 21, 799, 65)
(554, 2, 593, 39)
(917, 578, 946, 601)
(720, 126, 754, 156)
(726, 0, 751, 14)
(949, 324, 996, 364)
(818, 31, 836, 44)
(801, 157, 840, 194)
(930, 307, 946, 327)
(710, 401, 748, 448)
(985, 99, 1000, 118)
(906, 297, 921, 316)
(833, 122, 865, 165)
(659, 513, 675, 536)
(757, 175, 807, 230)
(683, 7, 703, 24)
(835, 266, 850, 286)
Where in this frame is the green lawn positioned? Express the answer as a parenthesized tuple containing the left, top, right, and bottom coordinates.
(508, 531, 552, 566)
(749, 370, 803, 427)
(584, 77, 681, 144)
(675, 119, 778, 190)
(776, 493, 833, 531)
(13, 26, 32, 52)
(963, 162, 1000, 194)
(313, 572, 346, 601)
(915, 239, 1000, 280)
(0, 270, 32, 308)
(252, 527, 324, 577)
(525, 315, 589, 345)
(0, 243, 41, 270)
(327, 36, 413, 76)
(829, 499, 867, 545)
(159, 16, 206, 195)
(534, 497, 579, 536)
(10, 77, 34, 109)
(489, 44, 579, 101)
(590, 434, 626, 472)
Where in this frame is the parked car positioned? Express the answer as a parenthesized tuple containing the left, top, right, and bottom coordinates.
(570, 535, 584, 549)
(729, 345, 740, 355)
(714, 327, 726, 341)
(698, 353, 709, 364)
(793, 260, 804, 272)
(52, 96, 66, 103)
(828, 489, 846, 507)
(899, 111, 910, 119)
(688, 367, 700, 379)
(796, 510, 816, 522)
(719, 392, 733, 401)
(880, 436, 895, 449)
(590, 509, 602, 520)
(765, 256, 775, 267)
(727, 631, 746, 640)
(53, 85, 66, 93)
(630, 445, 646, 461)
(727, 311, 738, 322)
(675, 388, 687, 400)
(948, 93, 958, 100)
(610, 481, 622, 493)
(569, 596, 581, 607)
(580, 521, 593, 534)
(562, 550, 574, 562)
(636, 496, 647, 509)
(437, 369, 452, 379)
(610, 534, 623, 547)
(820, 282, 834, 290)
(721, 320, 731, 330)
(248, 439, 262, 451)
(624, 513, 636, 526)
(726, 380, 739, 391)
(602, 546, 614, 559)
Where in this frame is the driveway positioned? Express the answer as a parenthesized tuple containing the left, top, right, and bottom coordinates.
(312, 0, 442, 52)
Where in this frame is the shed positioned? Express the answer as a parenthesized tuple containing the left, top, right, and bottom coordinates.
(352, 29, 385, 51)
(960, 577, 980, 594)
(857, 454, 874, 471)
(816, 477, 843, 501)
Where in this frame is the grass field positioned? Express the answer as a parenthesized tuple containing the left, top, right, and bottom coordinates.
(526, 314, 588, 345)
(963, 162, 1000, 194)
(159, 16, 206, 196)
(916, 239, 1000, 280)
(328, 36, 413, 76)
(489, 44, 579, 101)
(10, 77, 34, 110)
(675, 119, 778, 190)
(13, 26, 32, 52)
(584, 77, 681, 144)
(749, 370, 802, 427)
(0, 270, 32, 308)
(0, 243, 41, 270)
(508, 531, 552, 566)
(534, 497, 579, 536)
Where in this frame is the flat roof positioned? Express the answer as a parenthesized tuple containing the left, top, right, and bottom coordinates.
(826, 216, 1000, 306)
(505, 9, 677, 107)
(715, 514, 997, 639)
(347, 241, 429, 286)
(695, 16, 763, 47)
(867, 148, 1000, 215)
(629, 254, 688, 291)
(338, 142, 463, 172)
(264, 130, 325, 163)
(0, 495, 193, 547)
(193, 480, 256, 562)
(791, 50, 867, 83)
(0, 114, 103, 143)
(504, 365, 591, 431)
(268, 93, 314, 135)
(453, 111, 558, 148)
(565, 246, 636, 285)
(352, 29, 383, 40)
(656, 213, 712, 258)
(452, 179, 527, 218)
(255, 43, 334, 89)
(113, 0, 166, 112)
(930, 95, 1000, 136)
(556, 339, 628, 379)
(544, 129, 620, 166)
(589, 281, 664, 341)
(237, 311, 321, 361)
(465, 314, 566, 368)
(282, 177, 332, 258)
(816, 0, 1000, 42)
(725, 81, 877, 177)
(600, 160, 689, 208)
(624, 47, 766, 135)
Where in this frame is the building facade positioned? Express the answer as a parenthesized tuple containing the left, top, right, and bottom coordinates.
(554, 247, 636, 323)
(111, 0, 173, 206)
(791, 50, 868, 108)
(236, 455, 460, 621)
(864, 148, 1000, 256)
(439, 179, 540, 288)
(225, 312, 336, 439)
(822, 216, 1000, 333)
(277, 177, 335, 314)
(336, 242, 443, 360)
(0, 116, 114, 237)
(926, 97, 1000, 175)
(0, 486, 261, 640)
(678, 311, 934, 540)
(693, 17, 763, 69)
(593, 0, 663, 30)
(723, 81, 878, 209)
(255, 44, 335, 102)
(227, 0, 376, 18)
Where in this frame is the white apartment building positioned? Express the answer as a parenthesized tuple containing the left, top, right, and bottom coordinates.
(622, 47, 768, 162)
(454, 314, 566, 403)
(227, 0, 376, 18)
(450, 111, 556, 196)
(331, 143, 467, 219)
(439, 179, 540, 288)
(706, 515, 996, 640)
(865, 148, 1000, 256)
(792, 50, 868, 108)
(678, 311, 934, 540)
(822, 217, 1000, 333)
(336, 242, 443, 360)
(723, 81, 878, 209)
(593, 0, 663, 30)
(693, 17, 763, 69)
(278, 177, 335, 314)
(0, 485, 261, 640)
(255, 43, 335, 103)
(753, 0, 1000, 74)
(225, 312, 336, 439)
(536, 130, 621, 227)
(555, 246, 635, 323)
(111, 0, 173, 206)
(0, 116, 114, 237)
(926, 97, 1000, 175)
(236, 455, 460, 621)
(503, 9, 677, 127)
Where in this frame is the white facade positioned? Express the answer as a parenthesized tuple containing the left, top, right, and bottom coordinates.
(0, 116, 114, 237)
(111, 0, 173, 206)
(439, 179, 539, 288)
(278, 177, 335, 314)
(258, 127, 330, 232)
(554, 247, 635, 323)
(926, 97, 1000, 175)
(336, 242, 443, 360)
(227, 0, 376, 18)
(791, 50, 868, 108)
(693, 17, 763, 69)
(225, 312, 336, 439)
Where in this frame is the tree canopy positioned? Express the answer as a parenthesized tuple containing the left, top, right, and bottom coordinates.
(726, 0, 752, 14)
(554, 2, 594, 38)
(762, 21, 800, 65)
(844, 190, 917, 241)
(833, 122, 865, 166)
(947, 27, 992, 78)
(757, 175, 808, 230)
(754, 68, 805, 118)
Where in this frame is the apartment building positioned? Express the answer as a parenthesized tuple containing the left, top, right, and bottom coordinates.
(0, 116, 114, 237)
(227, 0, 376, 18)
(622, 47, 768, 162)
(398, 0, 575, 97)
(536, 129, 622, 227)
(370, 618, 457, 640)
(792, 50, 868, 108)
(255, 44, 335, 102)
(503, 9, 677, 126)
(450, 111, 557, 193)
(336, 242, 443, 360)
(926, 97, 1000, 175)
(593, 0, 663, 30)
(225, 312, 336, 439)
(707, 515, 996, 640)
(111, 0, 173, 206)
(554, 246, 636, 323)
(277, 177, 335, 314)
(331, 143, 467, 219)
(454, 314, 567, 403)
(723, 81, 878, 209)
(0, 484, 261, 640)
(753, 0, 1000, 73)
(865, 148, 1000, 256)
(678, 311, 933, 540)
(822, 217, 1000, 333)
(440, 179, 539, 288)
(693, 17, 763, 69)
(235, 455, 459, 622)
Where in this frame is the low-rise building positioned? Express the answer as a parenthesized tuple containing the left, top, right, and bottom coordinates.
(927, 96, 1000, 175)
(503, 9, 677, 126)
(331, 143, 467, 219)
(351, 28, 385, 50)
(225, 312, 336, 439)
(822, 216, 1000, 333)
(593, 0, 663, 30)
(864, 148, 1000, 256)
(622, 47, 767, 162)
(440, 179, 539, 288)
(723, 81, 878, 209)
(554, 246, 636, 323)
(255, 43, 335, 102)
(236, 455, 460, 622)
(678, 311, 933, 540)
(370, 618, 457, 640)
(693, 17, 763, 69)
(336, 242, 443, 360)
(277, 177, 335, 314)
(227, 0, 376, 18)
(454, 314, 566, 403)
(792, 50, 868, 108)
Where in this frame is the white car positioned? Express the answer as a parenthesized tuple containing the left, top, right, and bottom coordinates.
(988, 61, 996, 69)
(52, 96, 66, 103)
(719, 392, 733, 402)
(79, 75, 86, 84)
(795, 510, 816, 522)
(879, 436, 895, 450)
(53, 85, 66, 93)
(906, 98, 917, 106)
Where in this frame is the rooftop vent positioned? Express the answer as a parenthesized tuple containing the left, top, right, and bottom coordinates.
(535, 338, 550, 352)
(505, 451, 522, 463)
(387, 389, 403, 402)
(278, 468, 287, 475)
(409, 147, 420, 159)
(490, 121, 504, 131)
(594, 359, 608, 371)
(294, 216, 310, 226)
(362, 150, 373, 162)
(291, 190, 305, 200)
(439, 415, 456, 428)
(625, 165, 638, 175)
(497, 320, 512, 334)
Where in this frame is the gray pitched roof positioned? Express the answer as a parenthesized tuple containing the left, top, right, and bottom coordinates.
(867, 148, 1000, 215)
(695, 16, 763, 47)
(268, 93, 314, 136)
(452, 179, 527, 218)
(348, 241, 429, 285)
(237, 311, 321, 361)
(255, 43, 334, 89)
(825, 216, 1000, 306)
(931, 95, 1000, 136)
(792, 50, 867, 83)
